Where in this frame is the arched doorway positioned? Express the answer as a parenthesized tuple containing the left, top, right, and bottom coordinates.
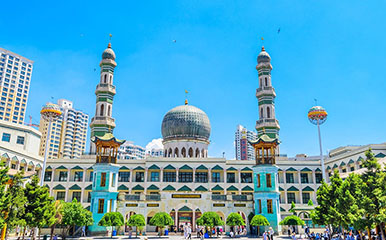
(178, 206, 193, 230)
(147, 211, 157, 232)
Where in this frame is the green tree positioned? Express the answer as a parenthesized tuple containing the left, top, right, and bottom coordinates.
(196, 212, 224, 237)
(359, 149, 386, 240)
(24, 176, 55, 240)
(289, 202, 296, 214)
(312, 179, 331, 227)
(0, 163, 10, 230)
(149, 212, 174, 237)
(307, 199, 313, 206)
(98, 212, 124, 238)
(127, 214, 146, 237)
(4, 171, 27, 237)
(279, 215, 305, 228)
(61, 199, 93, 239)
(250, 215, 269, 236)
(50, 201, 64, 240)
(226, 213, 245, 234)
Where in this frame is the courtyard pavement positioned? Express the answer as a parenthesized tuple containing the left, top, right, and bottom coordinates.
(8, 234, 296, 240)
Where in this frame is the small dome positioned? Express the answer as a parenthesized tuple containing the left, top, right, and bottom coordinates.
(257, 46, 271, 63)
(102, 43, 116, 60)
(161, 104, 211, 142)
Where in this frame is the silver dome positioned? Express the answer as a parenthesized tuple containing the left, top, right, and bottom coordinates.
(102, 43, 116, 60)
(162, 104, 211, 142)
(257, 47, 271, 63)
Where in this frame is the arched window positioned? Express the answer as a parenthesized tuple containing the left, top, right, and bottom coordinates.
(100, 104, 104, 116)
(174, 148, 179, 157)
(260, 108, 264, 118)
(107, 105, 111, 116)
(195, 148, 200, 158)
(265, 77, 268, 86)
(110, 75, 112, 84)
(182, 148, 186, 157)
(104, 75, 107, 83)
(267, 107, 271, 118)
(168, 148, 172, 157)
(202, 149, 205, 158)
(188, 148, 193, 158)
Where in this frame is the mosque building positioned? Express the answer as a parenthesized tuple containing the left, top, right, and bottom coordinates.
(44, 42, 350, 234)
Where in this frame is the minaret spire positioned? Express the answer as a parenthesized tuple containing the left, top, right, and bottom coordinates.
(255, 46, 280, 138)
(89, 41, 117, 153)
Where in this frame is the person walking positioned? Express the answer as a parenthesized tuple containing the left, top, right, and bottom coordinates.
(269, 227, 274, 240)
(187, 224, 192, 240)
(263, 231, 268, 240)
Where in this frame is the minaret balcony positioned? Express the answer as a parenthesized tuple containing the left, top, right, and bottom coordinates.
(90, 116, 116, 127)
(96, 84, 116, 95)
(256, 86, 276, 98)
(256, 119, 280, 129)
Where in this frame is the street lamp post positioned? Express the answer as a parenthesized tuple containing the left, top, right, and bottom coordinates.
(308, 106, 328, 181)
(40, 103, 62, 186)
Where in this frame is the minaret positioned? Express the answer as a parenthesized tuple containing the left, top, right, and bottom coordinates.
(250, 46, 281, 234)
(89, 42, 117, 153)
(255, 46, 280, 138)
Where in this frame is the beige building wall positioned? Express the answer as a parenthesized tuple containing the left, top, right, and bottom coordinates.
(0, 48, 33, 124)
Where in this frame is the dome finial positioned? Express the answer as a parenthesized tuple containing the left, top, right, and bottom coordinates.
(185, 89, 189, 105)
(261, 46, 265, 51)
(108, 34, 112, 48)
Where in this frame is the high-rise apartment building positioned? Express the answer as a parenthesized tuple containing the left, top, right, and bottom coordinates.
(118, 141, 145, 159)
(39, 99, 88, 159)
(0, 48, 33, 124)
(235, 124, 257, 160)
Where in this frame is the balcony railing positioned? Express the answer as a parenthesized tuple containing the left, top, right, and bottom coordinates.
(96, 84, 116, 90)
(91, 116, 115, 123)
(212, 195, 227, 201)
(125, 195, 140, 201)
(256, 86, 274, 92)
(232, 195, 248, 201)
(256, 119, 279, 125)
(146, 194, 161, 201)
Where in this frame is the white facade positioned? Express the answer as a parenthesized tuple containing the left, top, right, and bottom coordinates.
(39, 99, 88, 159)
(235, 125, 257, 160)
(0, 119, 43, 176)
(0, 48, 33, 124)
(118, 141, 145, 160)
(325, 143, 386, 180)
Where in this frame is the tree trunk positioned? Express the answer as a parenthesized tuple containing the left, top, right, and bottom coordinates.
(257, 226, 259, 237)
(38, 228, 41, 240)
(379, 224, 385, 240)
(50, 224, 56, 240)
(21, 226, 25, 240)
(367, 227, 371, 240)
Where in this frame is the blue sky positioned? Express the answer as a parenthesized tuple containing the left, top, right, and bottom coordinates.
(1, 1, 385, 158)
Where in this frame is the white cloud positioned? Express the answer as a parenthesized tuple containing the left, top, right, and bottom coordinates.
(145, 138, 164, 152)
